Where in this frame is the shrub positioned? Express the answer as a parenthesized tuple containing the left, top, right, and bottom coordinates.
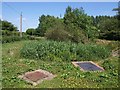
(1, 35, 45, 44)
(1, 36, 28, 44)
(45, 18, 72, 42)
(2, 30, 12, 36)
(26, 28, 35, 35)
(1, 30, 20, 36)
(45, 29, 71, 41)
(20, 40, 111, 61)
(1, 36, 20, 43)
(71, 30, 88, 43)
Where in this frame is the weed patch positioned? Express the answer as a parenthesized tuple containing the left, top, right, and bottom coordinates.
(20, 40, 111, 61)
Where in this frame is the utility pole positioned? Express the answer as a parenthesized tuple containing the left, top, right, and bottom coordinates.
(20, 12, 22, 37)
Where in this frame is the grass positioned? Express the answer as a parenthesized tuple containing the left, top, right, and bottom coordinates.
(2, 40, 119, 88)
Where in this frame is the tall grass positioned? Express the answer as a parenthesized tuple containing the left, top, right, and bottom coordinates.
(20, 40, 111, 61)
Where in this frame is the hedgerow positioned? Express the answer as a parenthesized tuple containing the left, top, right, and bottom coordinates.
(1, 36, 28, 44)
(1, 35, 44, 44)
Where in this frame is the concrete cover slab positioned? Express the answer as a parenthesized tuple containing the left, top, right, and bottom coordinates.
(18, 69, 56, 86)
(72, 61, 104, 71)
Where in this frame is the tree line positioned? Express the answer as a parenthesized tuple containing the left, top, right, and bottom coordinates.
(1, 6, 120, 42)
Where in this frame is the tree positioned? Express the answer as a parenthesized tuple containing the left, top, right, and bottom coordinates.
(64, 6, 93, 31)
(65, 6, 72, 14)
(45, 16, 71, 41)
(99, 18, 119, 40)
(64, 6, 97, 43)
(26, 28, 35, 35)
(36, 15, 63, 36)
(113, 2, 120, 14)
(2, 20, 17, 31)
(113, 1, 120, 28)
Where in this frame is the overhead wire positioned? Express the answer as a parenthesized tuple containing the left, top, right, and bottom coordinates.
(3, 3, 30, 33)
(3, 2, 24, 36)
(3, 2, 20, 15)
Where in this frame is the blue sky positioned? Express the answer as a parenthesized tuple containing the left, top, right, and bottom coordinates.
(2, 2, 118, 32)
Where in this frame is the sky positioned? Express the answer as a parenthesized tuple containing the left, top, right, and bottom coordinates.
(1, 2, 118, 32)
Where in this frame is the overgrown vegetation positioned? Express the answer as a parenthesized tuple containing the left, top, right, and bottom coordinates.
(0, 20, 43, 43)
(1, 35, 44, 44)
(1, 6, 119, 44)
(1, 20, 18, 31)
(1, 3, 120, 88)
(26, 28, 36, 35)
(34, 6, 120, 42)
(2, 40, 118, 88)
(35, 6, 99, 43)
(98, 17, 119, 40)
(20, 40, 111, 61)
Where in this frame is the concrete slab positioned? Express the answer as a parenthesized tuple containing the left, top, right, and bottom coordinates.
(72, 61, 104, 71)
(18, 69, 56, 86)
